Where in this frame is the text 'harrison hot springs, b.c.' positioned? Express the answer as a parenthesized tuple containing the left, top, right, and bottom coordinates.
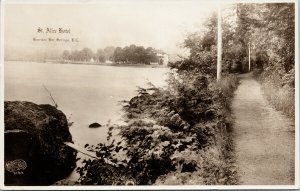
(33, 37, 79, 42)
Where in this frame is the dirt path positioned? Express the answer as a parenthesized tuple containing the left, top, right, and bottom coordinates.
(232, 73, 295, 185)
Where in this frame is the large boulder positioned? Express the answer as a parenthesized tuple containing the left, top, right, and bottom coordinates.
(4, 101, 77, 185)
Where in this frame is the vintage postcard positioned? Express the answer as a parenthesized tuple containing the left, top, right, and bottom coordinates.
(0, 0, 299, 189)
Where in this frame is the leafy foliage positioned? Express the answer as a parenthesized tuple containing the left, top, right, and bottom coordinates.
(114, 45, 160, 64)
(73, 3, 295, 186)
(77, 53, 239, 185)
(239, 3, 295, 117)
(76, 5, 245, 185)
(62, 45, 161, 64)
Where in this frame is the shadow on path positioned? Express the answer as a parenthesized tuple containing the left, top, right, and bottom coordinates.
(232, 72, 295, 185)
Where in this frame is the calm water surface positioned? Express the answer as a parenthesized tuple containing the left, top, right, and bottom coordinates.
(5, 61, 169, 146)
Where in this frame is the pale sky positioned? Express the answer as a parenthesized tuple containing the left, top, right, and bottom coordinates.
(4, 0, 218, 59)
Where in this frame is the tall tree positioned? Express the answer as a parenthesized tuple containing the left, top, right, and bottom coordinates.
(96, 49, 106, 62)
(62, 50, 70, 60)
(80, 48, 94, 61)
(103, 46, 116, 61)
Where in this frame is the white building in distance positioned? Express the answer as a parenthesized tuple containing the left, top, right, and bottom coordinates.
(151, 52, 169, 66)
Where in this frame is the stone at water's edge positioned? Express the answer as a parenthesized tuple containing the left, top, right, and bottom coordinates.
(89, 122, 102, 128)
(4, 101, 77, 185)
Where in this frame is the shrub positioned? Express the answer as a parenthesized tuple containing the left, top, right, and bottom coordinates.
(255, 62, 295, 119)
(261, 81, 294, 118)
(76, 37, 239, 185)
(76, 69, 239, 185)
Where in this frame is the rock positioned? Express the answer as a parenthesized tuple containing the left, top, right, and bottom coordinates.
(89, 122, 101, 128)
(4, 101, 77, 185)
(181, 161, 197, 173)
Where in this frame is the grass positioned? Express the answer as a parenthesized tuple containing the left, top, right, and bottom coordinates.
(261, 82, 295, 119)
(215, 74, 239, 111)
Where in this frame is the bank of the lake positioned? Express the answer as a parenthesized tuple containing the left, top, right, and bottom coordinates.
(46, 60, 168, 68)
(5, 61, 169, 146)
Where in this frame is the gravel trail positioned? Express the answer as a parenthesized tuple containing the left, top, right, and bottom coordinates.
(232, 73, 295, 185)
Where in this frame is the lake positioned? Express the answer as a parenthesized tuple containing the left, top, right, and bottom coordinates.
(5, 61, 169, 146)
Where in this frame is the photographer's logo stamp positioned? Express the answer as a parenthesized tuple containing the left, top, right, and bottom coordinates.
(5, 159, 27, 175)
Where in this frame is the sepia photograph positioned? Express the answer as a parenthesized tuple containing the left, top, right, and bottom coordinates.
(0, 0, 298, 189)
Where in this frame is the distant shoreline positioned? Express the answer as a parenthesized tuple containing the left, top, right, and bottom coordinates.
(52, 61, 168, 68)
(5, 60, 168, 68)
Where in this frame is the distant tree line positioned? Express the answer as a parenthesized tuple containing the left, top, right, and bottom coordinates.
(62, 47, 115, 62)
(114, 45, 159, 64)
(62, 45, 161, 64)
